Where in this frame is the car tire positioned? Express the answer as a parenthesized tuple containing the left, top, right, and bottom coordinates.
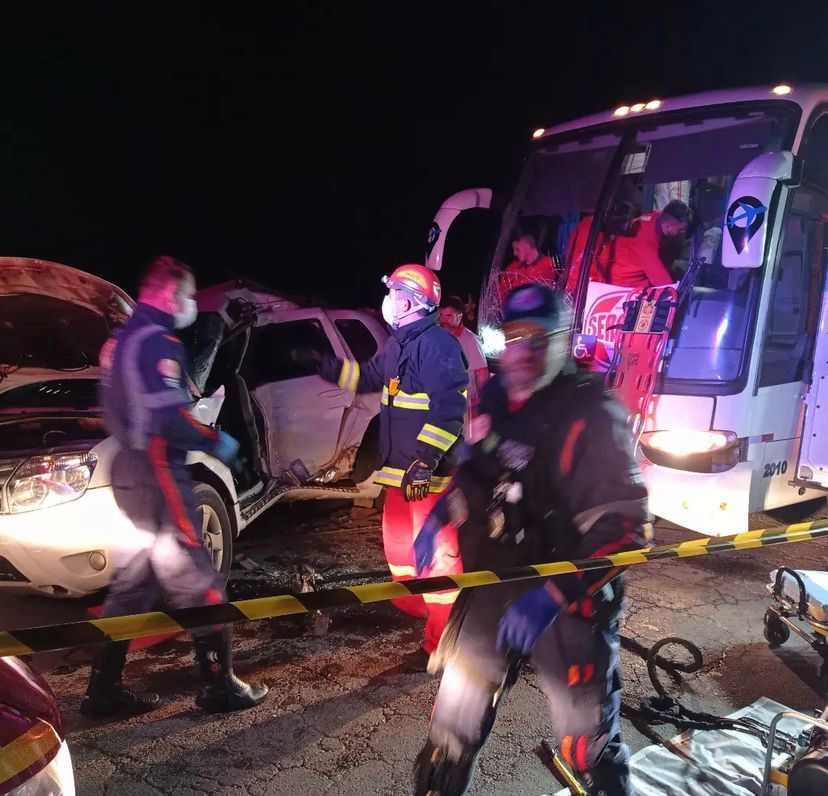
(193, 482, 233, 580)
(352, 417, 381, 484)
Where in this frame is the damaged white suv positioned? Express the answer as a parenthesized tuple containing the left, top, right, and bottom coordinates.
(0, 258, 385, 597)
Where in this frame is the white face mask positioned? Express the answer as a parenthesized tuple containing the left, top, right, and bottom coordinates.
(381, 294, 397, 327)
(174, 296, 198, 329)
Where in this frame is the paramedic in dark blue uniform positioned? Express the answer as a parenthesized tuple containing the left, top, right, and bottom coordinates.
(412, 284, 650, 795)
(81, 256, 268, 718)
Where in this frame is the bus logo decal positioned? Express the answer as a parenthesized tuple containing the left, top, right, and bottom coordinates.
(726, 196, 767, 253)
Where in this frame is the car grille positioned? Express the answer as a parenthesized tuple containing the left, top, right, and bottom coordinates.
(0, 458, 22, 514)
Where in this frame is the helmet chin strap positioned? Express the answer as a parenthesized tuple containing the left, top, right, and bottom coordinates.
(395, 295, 428, 324)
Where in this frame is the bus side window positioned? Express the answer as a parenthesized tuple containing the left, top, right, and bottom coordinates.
(759, 209, 823, 387)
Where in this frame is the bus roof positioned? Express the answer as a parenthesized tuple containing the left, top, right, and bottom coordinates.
(535, 83, 828, 146)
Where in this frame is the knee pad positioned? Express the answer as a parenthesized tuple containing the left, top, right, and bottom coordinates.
(413, 740, 478, 796)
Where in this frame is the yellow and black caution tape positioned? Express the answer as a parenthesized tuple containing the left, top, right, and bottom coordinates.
(2, 520, 827, 658)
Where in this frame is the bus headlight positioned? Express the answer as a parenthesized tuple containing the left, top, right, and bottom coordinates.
(639, 430, 739, 473)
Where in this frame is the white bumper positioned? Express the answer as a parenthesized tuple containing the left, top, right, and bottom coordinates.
(640, 459, 753, 536)
(0, 486, 127, 597)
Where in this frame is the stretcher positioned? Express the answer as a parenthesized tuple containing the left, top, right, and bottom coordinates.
(765, 567, 828, 695)
(605, 285, 679, 442)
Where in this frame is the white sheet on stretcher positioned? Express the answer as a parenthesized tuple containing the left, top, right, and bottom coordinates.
(769, 569, 828, 622)
(553, 697, 795, 796)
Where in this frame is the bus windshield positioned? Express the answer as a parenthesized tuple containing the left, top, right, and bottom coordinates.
(482, 102, 799, 394)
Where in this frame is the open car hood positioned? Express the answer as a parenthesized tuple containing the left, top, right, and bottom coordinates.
(0, 258, 134, 399)
(0, 257, 133, 319)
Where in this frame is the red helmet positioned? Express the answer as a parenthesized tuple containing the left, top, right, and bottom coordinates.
(382, 264, 442, 309)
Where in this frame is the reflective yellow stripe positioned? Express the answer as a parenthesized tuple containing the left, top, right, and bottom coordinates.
(416, 423, 459, 452)
(388, 563, 418, 577)
(0, 719, 61, 788)
(375, 467, 405, 487)
(337, 359, 360, 392)
(375, 468, 449, 492)
(429, 475, 451, 493)
(423, 589, 459, 604)
(381, 386, 430, 410)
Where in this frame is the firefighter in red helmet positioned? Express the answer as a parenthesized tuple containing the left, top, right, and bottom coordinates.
(319, 264, 468, 670)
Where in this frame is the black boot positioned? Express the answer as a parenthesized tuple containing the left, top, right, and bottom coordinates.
(413, 740, 479, 796)
(194, 627, 268, 713)
(80, 641, 161, 718)
(582, 741, 634, 796)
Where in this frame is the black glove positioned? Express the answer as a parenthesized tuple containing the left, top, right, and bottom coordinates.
(402, 459, 433, 502)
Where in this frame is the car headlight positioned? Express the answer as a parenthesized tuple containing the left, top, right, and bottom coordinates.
(5, 452, 98, 514)
(639, 430, 739, 473)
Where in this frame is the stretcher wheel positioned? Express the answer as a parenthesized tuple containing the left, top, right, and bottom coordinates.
(764, 609, 790, 648)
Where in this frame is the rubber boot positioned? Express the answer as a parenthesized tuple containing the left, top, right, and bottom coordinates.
(80, 640, 161, 718)
(413, 740, 479, 796)
(582, 743, 634, 796)
(194, 627, 268, 713)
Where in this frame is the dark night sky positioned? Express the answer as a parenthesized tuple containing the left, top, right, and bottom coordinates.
(2, 1, 827, 307)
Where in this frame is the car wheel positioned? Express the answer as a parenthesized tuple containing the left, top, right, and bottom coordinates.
(194, 482, 233, 579)
(352, 417, 381, 483)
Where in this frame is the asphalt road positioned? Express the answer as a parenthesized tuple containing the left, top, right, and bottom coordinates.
(5, 499, 828, 795)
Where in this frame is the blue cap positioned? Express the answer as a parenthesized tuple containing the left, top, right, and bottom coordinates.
(502, 284, 570, 333)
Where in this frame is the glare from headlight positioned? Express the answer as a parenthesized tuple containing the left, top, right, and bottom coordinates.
(642, 430, 736, 456)
(479, 325, 505, 357)
(6, 452, 97, 513)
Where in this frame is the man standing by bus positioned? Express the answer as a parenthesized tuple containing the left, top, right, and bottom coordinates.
(320, 264, 468, 671)
(439, 295, 489, 431)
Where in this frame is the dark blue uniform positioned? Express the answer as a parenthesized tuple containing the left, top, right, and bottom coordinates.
(415, 372, 650, 796)
(100, 303, 227, 620)
(321, 312, 468, 490)
(321, 311, 468, 654)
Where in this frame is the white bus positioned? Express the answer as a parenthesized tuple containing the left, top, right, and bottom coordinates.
(427, 83, 828, 535)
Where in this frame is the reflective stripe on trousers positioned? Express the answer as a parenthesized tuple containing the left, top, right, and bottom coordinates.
(382, 486, 463, 654)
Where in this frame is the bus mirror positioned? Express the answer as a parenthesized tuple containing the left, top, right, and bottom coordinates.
(426, 188, 493, 271)
(722, 151, 794, 269)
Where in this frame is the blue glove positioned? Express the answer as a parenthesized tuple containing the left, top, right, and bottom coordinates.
(496, 586, 562, 656)
(213, 431, 241, 466)
(414, 514, 441, 574)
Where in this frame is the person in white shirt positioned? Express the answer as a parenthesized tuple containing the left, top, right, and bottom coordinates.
(439, 296, 489, 432)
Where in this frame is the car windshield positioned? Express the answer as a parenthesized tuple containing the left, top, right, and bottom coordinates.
(482, 101, 798, 394)
(0, 295, 111, 370)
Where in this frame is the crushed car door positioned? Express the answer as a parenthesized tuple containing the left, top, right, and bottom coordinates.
(240, 308, 353, 478)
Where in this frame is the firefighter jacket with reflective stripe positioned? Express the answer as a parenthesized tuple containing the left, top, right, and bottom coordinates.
(439, 371, 650, 602)
(100, 303, 221, 463)
(320, 312, 468, 491)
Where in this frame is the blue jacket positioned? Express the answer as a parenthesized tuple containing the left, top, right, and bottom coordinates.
(321, 312, 468, 491)
(100, 303, 222, 464)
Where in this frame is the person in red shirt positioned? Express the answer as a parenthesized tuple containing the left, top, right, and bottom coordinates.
(604, 200, 690, 290)
(563, 214, 611, 294)
(496, 233, 557, 305)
